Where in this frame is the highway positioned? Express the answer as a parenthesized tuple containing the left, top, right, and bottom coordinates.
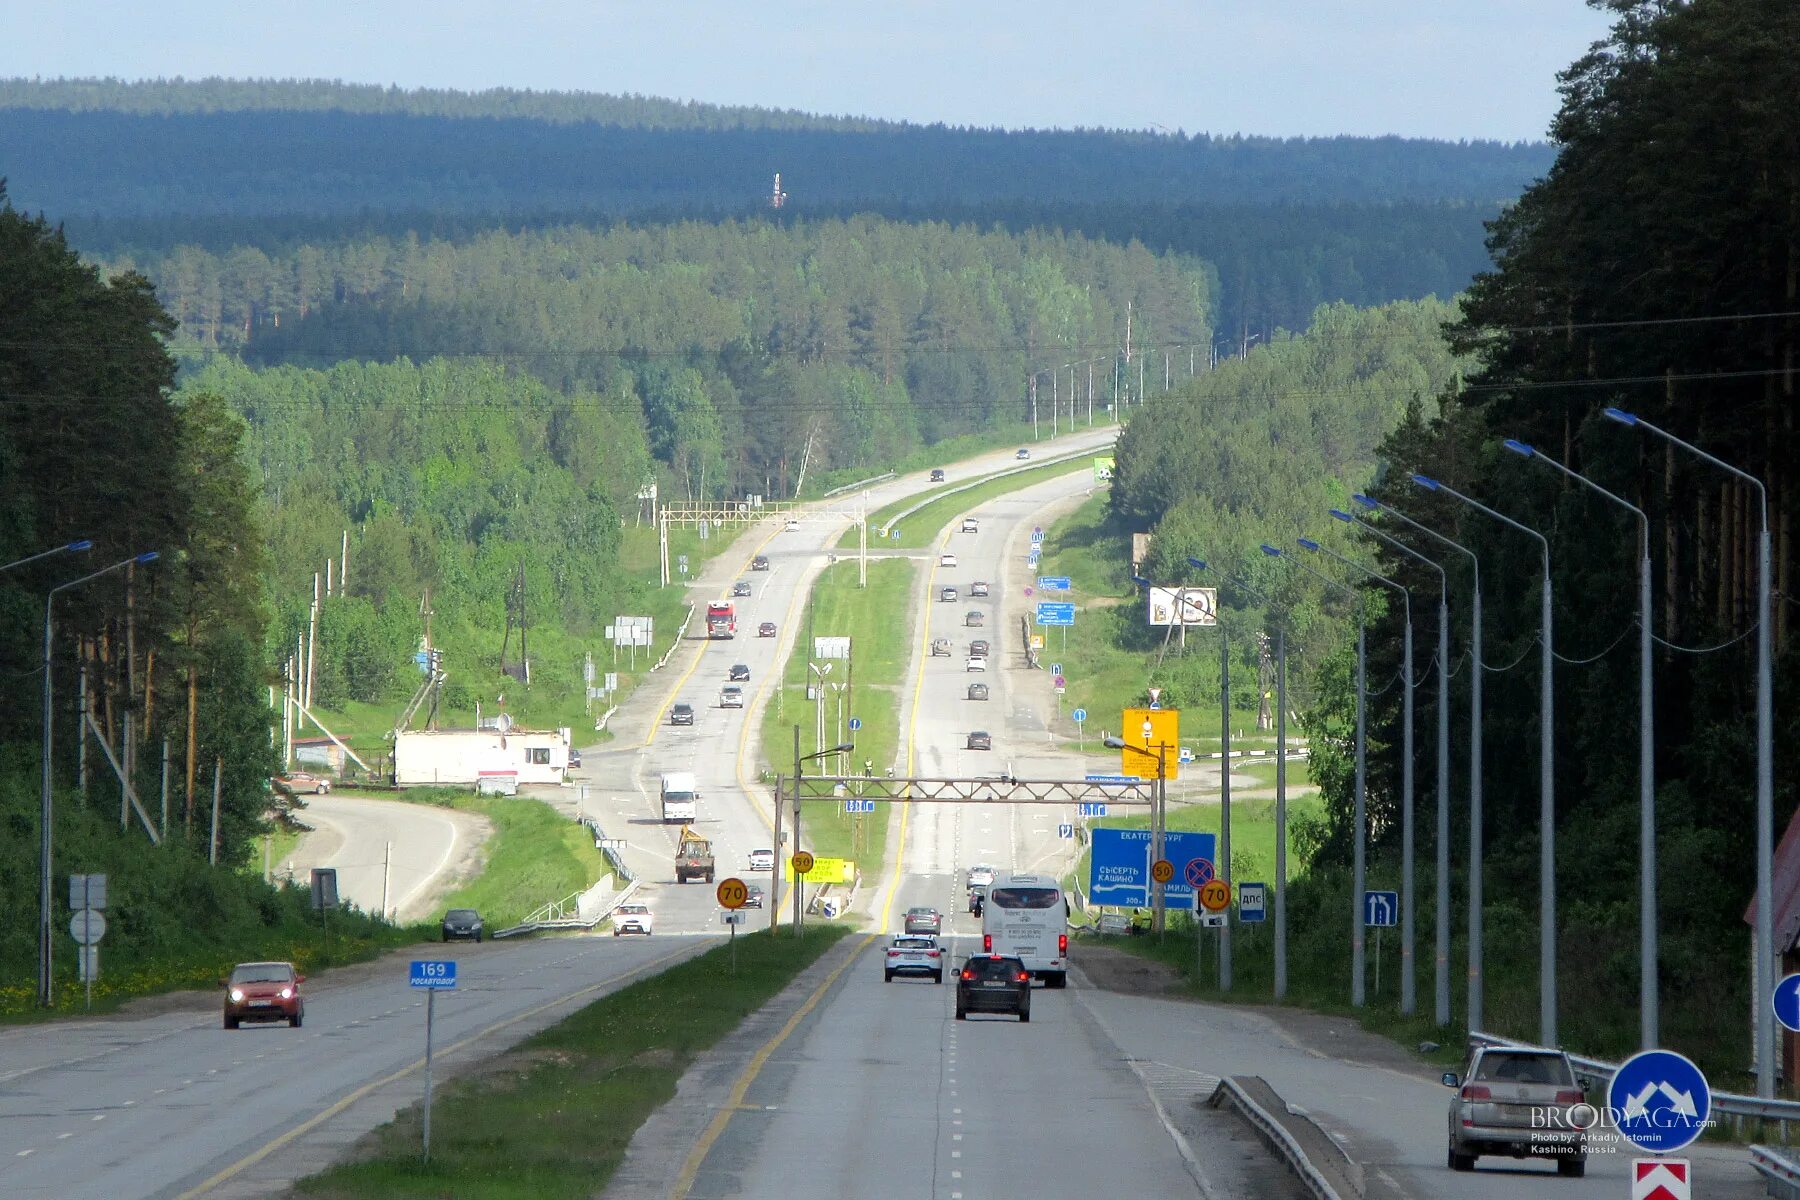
(0, 936, 707, 1200)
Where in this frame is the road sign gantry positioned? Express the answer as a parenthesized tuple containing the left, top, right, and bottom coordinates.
(785, 774, 1154, 806)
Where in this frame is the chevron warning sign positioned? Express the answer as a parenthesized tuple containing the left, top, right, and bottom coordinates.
(1632, 1159, 1690, 1200)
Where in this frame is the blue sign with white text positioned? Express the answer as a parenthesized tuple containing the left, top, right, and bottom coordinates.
(1237, 882, 1267, 922)
(1088, 828, 1216, 910)
(1607, 1049, 1711, 1154)
(410, 960, 457, 989)
(1363, 891, 1398, 928)
(1035, 602, 1076, 627)
(1038, 576, 1071, 591)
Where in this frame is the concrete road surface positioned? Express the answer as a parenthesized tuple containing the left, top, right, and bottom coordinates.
(281, 792, 492, 922)
(0, 936, 710, 1200)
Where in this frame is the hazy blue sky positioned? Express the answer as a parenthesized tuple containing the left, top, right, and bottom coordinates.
(0, 1, 1615, 141)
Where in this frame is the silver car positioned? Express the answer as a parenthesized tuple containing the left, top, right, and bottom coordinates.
(1444, 1047, 1588, 1176)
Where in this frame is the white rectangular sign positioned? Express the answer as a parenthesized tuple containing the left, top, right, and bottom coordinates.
(1147, 586, 1217, 627)
(813, 636, 851, 660)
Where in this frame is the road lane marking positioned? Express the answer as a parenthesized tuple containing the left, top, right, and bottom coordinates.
(668, 934, 873, 1200)
(174, 943, 699, 1200)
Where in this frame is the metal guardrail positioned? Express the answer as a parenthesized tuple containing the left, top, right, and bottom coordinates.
(1753, 1145, 1800, 1198)
(822, 471, 896, 498)
(1471, 1030, 1800, 1132)
(495, 878, 640, 938)
(1208, 1078, 1344, 1200)
(875, 445, 1106, 537)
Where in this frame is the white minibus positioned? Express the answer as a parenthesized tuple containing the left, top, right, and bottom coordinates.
(981, 871, 1068, 988)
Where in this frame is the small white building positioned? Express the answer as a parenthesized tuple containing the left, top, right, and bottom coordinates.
(394, 727, 571, 789)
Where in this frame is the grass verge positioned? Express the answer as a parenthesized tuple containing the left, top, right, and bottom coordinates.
(757, 558, 916, 867)
(845, 457, 1104, 550)
(296, 925, 852, 1199)
(400, 789, 610, 928)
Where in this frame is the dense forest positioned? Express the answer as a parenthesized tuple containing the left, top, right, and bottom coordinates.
(117, 217, 1214, 494)
(1312, 0, 1797, 1059)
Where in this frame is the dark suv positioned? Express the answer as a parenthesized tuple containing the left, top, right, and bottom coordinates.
(670, 703, 695, 726)
(956, 954, 1031, 1022)
(441, 908, 483, 942)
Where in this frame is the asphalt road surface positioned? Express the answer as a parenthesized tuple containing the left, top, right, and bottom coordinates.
(281, 792, 492, 921)
(0, 936, 708, 1200)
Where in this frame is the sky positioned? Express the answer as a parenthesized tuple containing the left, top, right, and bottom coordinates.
(0, 1, 1616, 141)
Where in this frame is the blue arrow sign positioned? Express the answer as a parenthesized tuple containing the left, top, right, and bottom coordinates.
(1776, 973, 1800, 1033)
(1076, 801, 1108, 818)
(1057, 822, 1074, 839)
(848, 717, 863, 731)
(843, 798, 877, 814)
(410, 960, 457, 989)
(1237, 882, 1267, 922)
(1607, 1049, 1711, 1154)
(1031, 530, 1045, 544)
(1088, 828, 1215, 910)
(1072, 707, 1087, 723)
(1035, 602, 1075, 627)
(1363, 890, 1398, 928)
(1038, 576, 1071, 591)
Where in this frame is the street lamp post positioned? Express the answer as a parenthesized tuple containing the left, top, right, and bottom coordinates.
(1335, 505, 1454, 1027)
(1503, 436, 1658, 1048)
(1354, 492, 1485, 1031)
(40, 551, 158, 1007)
(1603, 406, 1773, 1086)
(1191, 556, 1287, 998)
(1413, 472, 1560, 1046)
(1306, 532, 1419, 1016)
(3, 539, 92, 574)
(790, 730, 855, 938)
(1264, 542, 1369, 1006)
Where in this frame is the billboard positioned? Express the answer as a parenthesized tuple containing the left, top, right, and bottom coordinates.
(1147, 586, 1216, 627)
(1119, 708, 1181, 781)
(1093, 455, 1115, 482)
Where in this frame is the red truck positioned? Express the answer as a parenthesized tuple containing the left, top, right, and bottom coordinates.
(706, 601, 737, 639)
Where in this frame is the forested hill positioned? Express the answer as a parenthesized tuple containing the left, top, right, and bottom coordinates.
(0, 87, 1552, 223)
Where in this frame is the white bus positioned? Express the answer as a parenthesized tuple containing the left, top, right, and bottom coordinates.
(981, 872, 1069, 988)
(659, 771, 699, 823)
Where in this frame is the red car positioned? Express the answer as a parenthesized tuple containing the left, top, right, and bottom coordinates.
(758, 622, 777, 637)
(223, 961, 306, 1029)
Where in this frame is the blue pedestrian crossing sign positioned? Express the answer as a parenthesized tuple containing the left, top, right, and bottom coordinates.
(848, 717, 863, 731)
(410, 960, 457, 989)
(1776, 973, 1800, 1033)
(1607, 1048, 1711, 1154)
(1363, 890, 1398, 928)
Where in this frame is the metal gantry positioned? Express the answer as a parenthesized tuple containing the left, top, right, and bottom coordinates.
(657, 496, 873, 587)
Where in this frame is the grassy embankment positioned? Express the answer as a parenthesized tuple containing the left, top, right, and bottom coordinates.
(844, 454, 1109, 552)
(296, 926, 851, 1200)
(756, 558, 916, 869)
(809, 411, 1118, 500)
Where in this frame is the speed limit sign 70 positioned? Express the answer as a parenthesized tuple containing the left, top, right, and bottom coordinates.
(716, 878, 749, 909)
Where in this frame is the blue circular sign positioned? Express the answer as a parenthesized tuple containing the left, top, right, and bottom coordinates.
(1775, 973, 1800, 1033)
(1606, 1048, 1711, 1154)
(1072, 708, 1087, 722)
(848, 717, 863, 731)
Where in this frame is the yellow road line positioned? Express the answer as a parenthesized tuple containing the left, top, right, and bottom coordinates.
(177, 943, 698, 1199)
(645, 524, 785, 747)
(668, 934, 873, 1200)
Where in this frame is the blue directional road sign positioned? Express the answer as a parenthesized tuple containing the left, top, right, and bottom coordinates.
(1089, 828, 1216, 910)
(1775, 973, 1800, 1033)
(1237, 882, 1267, 922)
(1072, 707, 1087, 723)
(1076, 801, 1108, 818)
(1031, 530, 1045, 544)
(410, 960, 457, 989)
(1050, 662, 1063, 675)
(1035, 602, 1076, 627)
(1607, 1049, 1711, 1154)
(1057, 822, 1074, 839)
(843, 799, 877, 814)
(1038, 576, 1071, 591)
(848, 717, 863, 731)
(1363, 890, 1398, 928)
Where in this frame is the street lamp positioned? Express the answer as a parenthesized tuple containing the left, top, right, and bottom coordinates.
(1179, 556, 1234, 989)
(1503, 436, 1658, 1048)
(40, 550, 158, 1007)
(1191, 556, 1288, 999)
(1413, 471, 1560, 1046)
(1354, 493, 1487, 1033)
(1264, 541, 1372, 1006)
(1309, 530, 1420, 1016)
(781, 734, 856, 937)
(4, 539, 92, 574)
(1335, 504, 1454, 1027)
(1603, 406, 1774, 1086)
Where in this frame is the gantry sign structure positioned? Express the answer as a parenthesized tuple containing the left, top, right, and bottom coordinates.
(656, 495, 874, 587)
(767, 773, 1160, 933)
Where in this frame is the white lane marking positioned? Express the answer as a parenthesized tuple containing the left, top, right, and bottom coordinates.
(57, 1133, 73, 1140)
(16, 1148, 34, 1157)
(91, 1115, 104, 1121)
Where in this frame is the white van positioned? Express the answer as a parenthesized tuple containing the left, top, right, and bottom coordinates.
(659, 772, 699, 823)
(982, 872, 1069, 987)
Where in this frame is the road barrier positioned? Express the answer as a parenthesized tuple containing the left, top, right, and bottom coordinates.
(876, 445, 1106, 538)
(1208, 1076, 1354, 1199)
(822, 471, 896, 498)
(1753, 1145, 1800, 1199)
(652, 603, 696, 673)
